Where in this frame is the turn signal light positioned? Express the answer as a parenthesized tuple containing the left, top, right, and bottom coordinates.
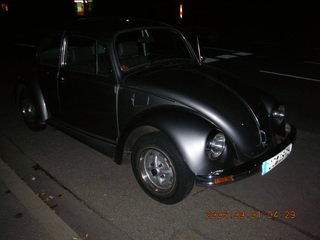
(214, 175, 234, 184)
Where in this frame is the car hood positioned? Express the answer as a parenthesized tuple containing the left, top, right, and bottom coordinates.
(123, 63, 266, 158)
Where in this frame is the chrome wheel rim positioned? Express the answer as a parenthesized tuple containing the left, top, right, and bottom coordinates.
(138, 148, 176, 195)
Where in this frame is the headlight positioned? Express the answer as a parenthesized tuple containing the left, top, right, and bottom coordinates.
(272, 105, 285, 124)
(206, 132, 226, 160)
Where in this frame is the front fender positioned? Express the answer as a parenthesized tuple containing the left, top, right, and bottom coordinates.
(119, 107, 234, 175)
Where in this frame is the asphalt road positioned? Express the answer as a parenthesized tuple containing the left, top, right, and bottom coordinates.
(0, 45, 319, 240)
(201, 45, 320, 134)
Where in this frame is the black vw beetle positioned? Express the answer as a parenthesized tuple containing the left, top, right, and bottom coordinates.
(17, 17, 296, 204)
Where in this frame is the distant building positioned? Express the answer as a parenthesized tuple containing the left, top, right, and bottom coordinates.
(0, 1, 9, 14)
(74, 0, 93, 16)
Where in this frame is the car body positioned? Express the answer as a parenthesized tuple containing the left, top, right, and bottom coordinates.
(17, 17, 296, 204)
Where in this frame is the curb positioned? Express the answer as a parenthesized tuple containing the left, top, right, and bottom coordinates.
(0, 157, 82, 240)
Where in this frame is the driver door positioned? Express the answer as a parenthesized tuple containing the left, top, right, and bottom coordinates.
(58, 35, 118, 141)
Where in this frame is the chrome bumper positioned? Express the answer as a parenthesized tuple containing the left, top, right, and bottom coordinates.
(196, 125, 297, 187)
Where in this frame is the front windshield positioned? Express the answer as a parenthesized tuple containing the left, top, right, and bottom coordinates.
(115, 28, 194, 71)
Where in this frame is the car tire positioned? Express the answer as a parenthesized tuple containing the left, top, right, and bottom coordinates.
(18, 87, 46, 131)
(131, 132, 194, 204)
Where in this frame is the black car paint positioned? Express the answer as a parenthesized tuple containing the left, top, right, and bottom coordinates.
(21, 17, 296, 183)
(122, 64, 263, 156)
(116, 62, 290, 176)
(59, 65, 118, 140)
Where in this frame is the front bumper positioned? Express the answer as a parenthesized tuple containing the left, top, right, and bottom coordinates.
(196, 125, 297, 187)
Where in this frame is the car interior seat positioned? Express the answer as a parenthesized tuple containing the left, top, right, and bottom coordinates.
(117, 41, 147, 69)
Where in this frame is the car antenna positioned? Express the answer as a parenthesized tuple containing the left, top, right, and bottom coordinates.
(196, 35, 203, 65)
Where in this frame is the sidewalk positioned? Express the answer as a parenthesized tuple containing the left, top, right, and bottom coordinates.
(0, 158, 82, 240)
(0, 134, 132, 240)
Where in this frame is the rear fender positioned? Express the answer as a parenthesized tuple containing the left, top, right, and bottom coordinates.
(16, 73, 49, 123)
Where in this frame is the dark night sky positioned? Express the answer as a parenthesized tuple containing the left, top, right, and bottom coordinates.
(5, 1, 319, 25)
(2, 0, 320, 47)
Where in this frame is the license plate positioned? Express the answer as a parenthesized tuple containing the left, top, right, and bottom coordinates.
(262, 144, 292, 175)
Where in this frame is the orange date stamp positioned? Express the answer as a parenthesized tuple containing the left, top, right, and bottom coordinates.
(205, 210, 296, 219)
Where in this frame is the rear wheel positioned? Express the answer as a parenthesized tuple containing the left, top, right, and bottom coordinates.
(19, 87, 46, 131)
(131, 132, 194, 204)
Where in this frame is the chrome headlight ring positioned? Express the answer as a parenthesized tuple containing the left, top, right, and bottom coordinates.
(206, 132, 226, 160)
(272, 105, 285, 125)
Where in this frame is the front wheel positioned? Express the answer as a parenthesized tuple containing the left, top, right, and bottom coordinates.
(131, 132, 194, 204)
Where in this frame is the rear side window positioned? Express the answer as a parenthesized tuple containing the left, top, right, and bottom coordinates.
(64, 36, 112, 76)
(96, 42, 112, 75)
(66, 36, 96, 74)
(38, 34, 61, 66)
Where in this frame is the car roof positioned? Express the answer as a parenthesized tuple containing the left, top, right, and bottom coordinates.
(63, 16, 172, 41)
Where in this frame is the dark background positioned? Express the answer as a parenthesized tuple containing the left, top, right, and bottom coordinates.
(2, 1, 320, 49)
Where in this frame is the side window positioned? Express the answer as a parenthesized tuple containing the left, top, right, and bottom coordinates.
(65, 36, 96, 74)
(96, 42, 112, 76)
(147, 29, 191, 59)
(38, 34, 61, 66)
(116, 30, 147, 70)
